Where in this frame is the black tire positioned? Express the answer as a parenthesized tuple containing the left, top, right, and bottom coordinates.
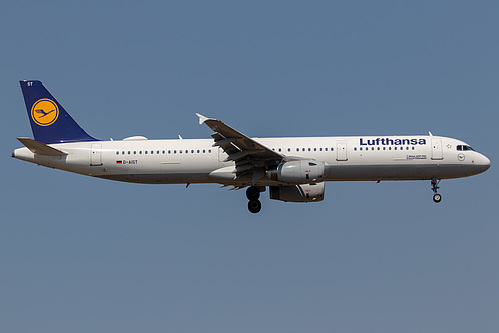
(433, 193, 442, 203)
(248, 199, 262, 213)
(246, 186, 260, 200)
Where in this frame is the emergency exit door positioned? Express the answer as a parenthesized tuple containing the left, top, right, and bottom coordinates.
(336, 142, 348, 161)
(90, 144, 103, 166)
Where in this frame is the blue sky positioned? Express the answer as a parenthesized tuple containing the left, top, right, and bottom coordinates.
(1, 1, 498, 332)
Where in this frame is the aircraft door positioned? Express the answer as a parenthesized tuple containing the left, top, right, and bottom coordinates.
(336, 142, 348, 161)
(431, 139, 443, 160)
(90, 144, 103, 166)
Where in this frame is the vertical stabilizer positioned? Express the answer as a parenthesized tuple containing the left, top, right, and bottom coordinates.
(20, 80, 97, 144)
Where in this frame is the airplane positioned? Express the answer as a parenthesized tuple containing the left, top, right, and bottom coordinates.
(12, 80, 491, 213)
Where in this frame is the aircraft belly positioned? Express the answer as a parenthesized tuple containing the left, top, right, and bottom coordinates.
(325, 162, 478, 181)
(325, 164, 415, 181)
(100, 173, 212, 184)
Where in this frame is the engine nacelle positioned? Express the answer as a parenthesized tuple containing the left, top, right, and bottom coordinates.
(269, 182, 325, 202)
(268, 160, 325, 184)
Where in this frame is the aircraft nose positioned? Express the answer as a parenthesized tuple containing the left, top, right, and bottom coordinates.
(476, 154, 491, 173)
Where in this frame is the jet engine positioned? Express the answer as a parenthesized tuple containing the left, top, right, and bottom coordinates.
(269, 182, 325, 202)
(267, 160, 325, 184)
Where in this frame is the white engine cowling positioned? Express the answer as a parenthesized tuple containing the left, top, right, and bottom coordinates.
(269, 182, 325, 202)
(268, 160, 325, 183)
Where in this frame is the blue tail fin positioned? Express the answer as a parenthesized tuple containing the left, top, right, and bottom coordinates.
(20, 80, 98, 144)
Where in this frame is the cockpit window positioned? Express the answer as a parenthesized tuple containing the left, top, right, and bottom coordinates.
(457, 145, 475, 151)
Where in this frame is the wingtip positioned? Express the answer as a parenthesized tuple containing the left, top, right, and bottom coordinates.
(196, 113, 209, 125)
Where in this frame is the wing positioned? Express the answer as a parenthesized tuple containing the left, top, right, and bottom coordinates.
(196, 113, 283, 177)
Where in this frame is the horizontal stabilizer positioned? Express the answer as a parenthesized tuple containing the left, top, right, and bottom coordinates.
(17, 137, 67, 156)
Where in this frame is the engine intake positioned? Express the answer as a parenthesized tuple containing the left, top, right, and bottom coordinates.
(269, 182, 325, 202)
(267, 160, 325, 184)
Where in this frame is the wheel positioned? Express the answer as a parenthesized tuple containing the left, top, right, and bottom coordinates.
(248, 199, 262, 213)
(246, 186, 260, 200)
(433, 193, 442, 203)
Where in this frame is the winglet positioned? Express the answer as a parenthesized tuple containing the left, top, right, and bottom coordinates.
(196, 113, 209, 125)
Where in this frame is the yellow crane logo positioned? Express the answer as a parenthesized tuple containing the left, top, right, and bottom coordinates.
(31, 99, 59, 126)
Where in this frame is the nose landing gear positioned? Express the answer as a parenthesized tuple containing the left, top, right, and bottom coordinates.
(431, 178, 442, 203)
(246, 186, 262, 213)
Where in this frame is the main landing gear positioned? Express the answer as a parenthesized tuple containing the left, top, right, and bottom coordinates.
(431, 178, 442, 203)
(246, 186, 262, 213)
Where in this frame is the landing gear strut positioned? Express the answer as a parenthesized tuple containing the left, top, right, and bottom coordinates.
(246, 186, 262, 213)
(431, 178, 442, 203)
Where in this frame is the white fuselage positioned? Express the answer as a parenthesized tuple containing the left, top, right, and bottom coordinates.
(12, 135, 491, 186)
